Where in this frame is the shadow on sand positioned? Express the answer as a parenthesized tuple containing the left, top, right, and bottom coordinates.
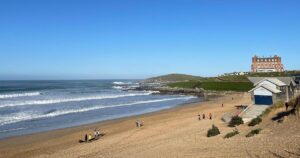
(272, 109, 296, 121)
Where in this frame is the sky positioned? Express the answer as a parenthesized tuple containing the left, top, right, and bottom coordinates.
(0, 0, 299, 80)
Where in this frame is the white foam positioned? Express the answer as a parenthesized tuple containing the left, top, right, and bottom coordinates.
(112, 86, 124, 90)
(112, 81, 132, 85)
(0, 92, 152, 108)
(146, 90, 160, 94)
(0, 96, 197, 126)
(113, 81, 125, 85)
(0, 92, 41, 99)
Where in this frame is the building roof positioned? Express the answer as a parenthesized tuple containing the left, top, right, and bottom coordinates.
(254, 78, 287, 87)
(249, 84, 282, 94)
(248, 77, 295, 86)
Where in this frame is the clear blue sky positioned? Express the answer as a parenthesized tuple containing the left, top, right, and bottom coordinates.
(0, 0, 299, 80)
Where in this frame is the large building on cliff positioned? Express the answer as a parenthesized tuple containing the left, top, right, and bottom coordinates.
(251, 55, 284, 72)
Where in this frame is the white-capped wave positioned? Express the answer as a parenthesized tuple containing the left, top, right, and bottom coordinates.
(0, 92, 152, 108)
(146, 90, 160, 94)
(113, 81, 125, 85)
(112, 86, 124, 90)
(113, 81, 132, 85)
(0, 96, 197, 126)
(0, 92, 41, 99)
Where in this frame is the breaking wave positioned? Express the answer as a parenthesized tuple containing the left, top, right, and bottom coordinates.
(112, 86, 124, 90)
(0, 96, 196, 126)
(0, 92, 41, 99)
(0, 92, 153, 108)
(112, 81, 134, 85)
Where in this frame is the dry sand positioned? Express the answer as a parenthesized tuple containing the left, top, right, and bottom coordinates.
(0, 93, 299, 158)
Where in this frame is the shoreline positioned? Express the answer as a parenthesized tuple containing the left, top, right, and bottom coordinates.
(0, 93, 251, 158)
(0, 95, 204, 141)
(0, 95, 207, 141)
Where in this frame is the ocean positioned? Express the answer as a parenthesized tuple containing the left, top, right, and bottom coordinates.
(0, 80, 200, 139)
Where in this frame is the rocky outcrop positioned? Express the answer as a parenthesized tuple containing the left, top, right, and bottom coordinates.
(133, 86, 204, 96)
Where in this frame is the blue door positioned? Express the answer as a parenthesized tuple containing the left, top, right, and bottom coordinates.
(254, 95, 273, 105)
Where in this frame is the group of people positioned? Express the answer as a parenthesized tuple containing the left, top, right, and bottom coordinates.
(84, 129, 102, 143)
(135, 120, 144, 127)
(198, 113, 213, 120)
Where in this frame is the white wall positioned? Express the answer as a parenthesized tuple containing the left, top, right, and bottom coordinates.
(254, 87, 272, 96)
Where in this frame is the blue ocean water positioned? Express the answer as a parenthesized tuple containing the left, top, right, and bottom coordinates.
(0, 80, 200, 139)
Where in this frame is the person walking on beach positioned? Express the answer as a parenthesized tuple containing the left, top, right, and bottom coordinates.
(209, 113, 212, 120)
(94, 130, 98, 139)
(85, 134, 88, 142)
(222, 103, 224, 108)
(285, 102, 289, 111)
(202, 113, 205, 119)
(97, 129, 101, 138)
(198, 114, 201, 120)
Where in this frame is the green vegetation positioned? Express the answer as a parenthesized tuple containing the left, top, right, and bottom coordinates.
(224, 130, 239, 139)
(168, 81, 202, 89)
(207, 125, 221, 137)
(168, 81, 253, 92)
(144, 74, 203, 83)
(248, 117, 262, 126)
(228, 116, 244, 127)
(246, 128, 262, 137)
(200, 82, 253, 92)
(216, 75, 250, 82)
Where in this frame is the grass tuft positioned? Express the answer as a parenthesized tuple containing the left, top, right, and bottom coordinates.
(207, 125, 221, 137)
(248, 117, 262, 126)
(228, 116, 244, 127)
(246, 128, 262, 137)
(224, 130, 239, 139)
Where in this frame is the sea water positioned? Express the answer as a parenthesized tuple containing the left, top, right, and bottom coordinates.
(0, 80, 200, 139)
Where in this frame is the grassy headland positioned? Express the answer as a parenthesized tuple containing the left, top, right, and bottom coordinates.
(168, 81, 253, 92)
(143, 74, 203, 83)
(145, 71, 300, 92)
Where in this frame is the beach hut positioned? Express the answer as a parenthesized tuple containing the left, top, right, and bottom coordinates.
(248, 77, 296, 100)
(249, 84, 282, 105)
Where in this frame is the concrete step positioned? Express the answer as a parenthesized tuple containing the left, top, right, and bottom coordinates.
(241, 105, 269, 123)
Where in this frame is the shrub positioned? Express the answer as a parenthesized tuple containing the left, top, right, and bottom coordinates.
(207, 125, 220, 137)
(228, 116, 244, 127)
(248, 117, 262, 126)
(224, 130, 239, 139)
(246, 128, 262, 137)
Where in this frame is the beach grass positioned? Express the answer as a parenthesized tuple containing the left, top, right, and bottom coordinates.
(224, 130, 239, 139)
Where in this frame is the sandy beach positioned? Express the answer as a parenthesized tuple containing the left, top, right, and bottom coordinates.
(0, 93, 299, 158)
